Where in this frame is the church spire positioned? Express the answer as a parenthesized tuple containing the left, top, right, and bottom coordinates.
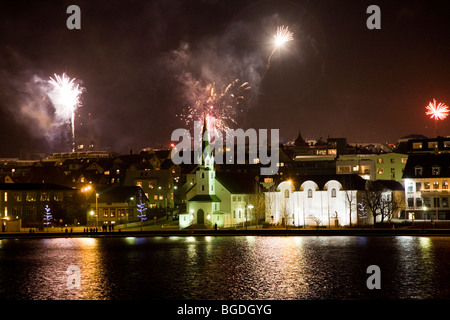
(200, 114, 214, 170)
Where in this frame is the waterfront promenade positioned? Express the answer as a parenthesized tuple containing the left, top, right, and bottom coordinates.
(3, 223, 450, 239)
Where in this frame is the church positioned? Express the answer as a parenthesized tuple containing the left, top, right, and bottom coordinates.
(179, 117, 262, 229)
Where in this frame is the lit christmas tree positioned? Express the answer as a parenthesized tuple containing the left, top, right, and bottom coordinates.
(43, 205, 53, 232)
(136, 200, 147, 231)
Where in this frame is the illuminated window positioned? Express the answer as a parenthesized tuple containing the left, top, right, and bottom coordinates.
(401, 158, 408, 163)
(443, 181, 448, 189)
(3, 192, 7, 202)
(154, 195, 158, 200)
(377, 168, 384, 174)
(40, 193, 50, 202)
(428, 141, 438, 149)
(327, 149, 337, 155)
(433, 182, 439, 189)
(159, 195, 163, 200)
(424, 182, 430, 190)
(26, 192, 36, 202)
(337, 166, 351, 173)
(377, 158, 384, 164)
(413, 142, 423, 149)
(110, 209, 115, 217)
(443, 198, 449, 207)
(136, 181, 142, 187)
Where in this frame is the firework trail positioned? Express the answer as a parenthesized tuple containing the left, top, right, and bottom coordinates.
(48, 73, 83, 152)
(266, 25, 294, 70)
(177, 79, 251, 136)
(425, 99, 449, 136)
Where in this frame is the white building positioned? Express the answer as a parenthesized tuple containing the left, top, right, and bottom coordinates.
(265, 175, 368, 227)
(264, 175, 404, 227)
(402, 154, 450, 220)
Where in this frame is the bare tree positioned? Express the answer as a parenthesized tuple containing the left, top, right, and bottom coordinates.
(380, 191, 405, 224)
(341, 175, 357, 227)
(279, 200, 292, 230)
(312, 216, 322, 230)
(363, 181, 384, 226)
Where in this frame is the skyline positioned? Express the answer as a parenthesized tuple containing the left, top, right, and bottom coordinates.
(0, 0, 449, 157)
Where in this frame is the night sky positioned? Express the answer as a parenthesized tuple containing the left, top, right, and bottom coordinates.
(0, 0, 449, 157)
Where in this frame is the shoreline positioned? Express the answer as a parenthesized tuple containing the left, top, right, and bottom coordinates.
(2, 227, 450, 239)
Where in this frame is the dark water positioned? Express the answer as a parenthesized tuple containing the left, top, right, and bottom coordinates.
(0, 235, 449, 300)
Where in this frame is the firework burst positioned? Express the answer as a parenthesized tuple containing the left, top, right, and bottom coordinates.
(178, 79, 251, 135)
(48, 73, 83, 152)
(425, 99, 449, 136)
(426, 99, 449, 121)
(266, 25, 294, 70)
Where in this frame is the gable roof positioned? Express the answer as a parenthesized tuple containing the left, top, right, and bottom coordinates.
(215, 172, 258, 194)
(188, 194, 221, 202)
(96, 186, 148, 203)
(402, 154, 450, 178)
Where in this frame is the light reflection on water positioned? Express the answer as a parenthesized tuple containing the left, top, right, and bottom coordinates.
(0, 236, 450, 300)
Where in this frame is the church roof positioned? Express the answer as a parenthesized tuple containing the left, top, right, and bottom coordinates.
(215, 172, 258, 194)
(189, 194, 221, 202)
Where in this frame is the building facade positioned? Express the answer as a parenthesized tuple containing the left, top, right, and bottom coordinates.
(402, 154, 450, 220)
(0, 183, 77, 229)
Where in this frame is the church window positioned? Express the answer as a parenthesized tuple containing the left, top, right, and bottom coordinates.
(201, 185, 205, 191)
(331, 188, 337, 198)
(307, 189, 313, 198)
(284, 189, 289, 198)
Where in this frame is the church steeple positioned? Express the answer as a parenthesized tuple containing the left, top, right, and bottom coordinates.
(200, 114, 214, 171)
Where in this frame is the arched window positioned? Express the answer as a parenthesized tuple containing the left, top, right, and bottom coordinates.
(331, 188, 337, 198)
(307, 189, 312, 198)
(284, 189, 290, 198)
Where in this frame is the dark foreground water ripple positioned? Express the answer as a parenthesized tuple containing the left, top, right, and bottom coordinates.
(0, 235, 449, 300)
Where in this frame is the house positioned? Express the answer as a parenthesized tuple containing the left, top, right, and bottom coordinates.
(402, 154, 450, 220)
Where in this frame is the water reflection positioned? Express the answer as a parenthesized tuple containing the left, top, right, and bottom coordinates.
(1, 236, 450, 299)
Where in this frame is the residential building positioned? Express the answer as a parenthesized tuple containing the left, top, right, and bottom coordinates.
(86, 185, 149, 227)
(336, 153, 408, 182)
(396, 136, 450, 154)
(0, 183, 77, 229)
(402, 154, 450, 220)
